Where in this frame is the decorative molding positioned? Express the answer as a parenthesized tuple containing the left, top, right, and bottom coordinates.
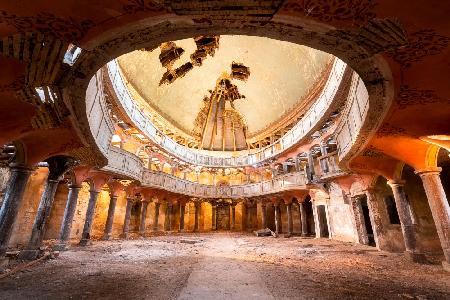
(122, 0, 166, 14)
(376, 123, 407, 138)
(397, 85, 450, 109)
(0, 11, 94, 42)
(388, 29, 450, 68)
(361, 146, 384, 158)
(281, 0, 377, 26)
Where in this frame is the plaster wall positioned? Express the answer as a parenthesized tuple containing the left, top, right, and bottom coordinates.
(327, 183, 358, 243)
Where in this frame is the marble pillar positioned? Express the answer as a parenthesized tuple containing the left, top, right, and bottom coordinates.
(163, 202, 172, 231)
(300, 202, 308, 236)
(211, 203, 217, 231)
(230, 204, 236, 230)
(121, 198, 133, 239)
(297, 203, 303, 235)
(388, 181, 426, 263)
(365, 189, 383, 250)
(79, 190, 100, 246)
(103, 194, 118, 240)
(246, 203, 252, 231)
(20, 178, 60, 259)
(194, 202, 200, 232)
(0, 164, 33, 257)
(416, 168, 450, 270)
(261, 203, 267, 229)
(139, 201, 149, 236)
(179, 202, 185, 232)
(286, 203, 293, 236)
(53, 184, 82, 250)
(350, 197, 369, 245)
(153, 202, 160, 232)
(274, 204, 280, 234)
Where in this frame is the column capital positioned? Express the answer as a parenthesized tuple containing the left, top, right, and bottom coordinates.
(414, 167, 442, 177)
(387, 180, 406, 188)
(68, 183, 82, 189)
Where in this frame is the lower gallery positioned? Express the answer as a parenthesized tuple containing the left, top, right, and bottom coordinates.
(0, 1, 449, 299)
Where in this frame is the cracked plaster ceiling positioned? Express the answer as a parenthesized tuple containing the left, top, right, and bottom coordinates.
(117, 35, 331, 139)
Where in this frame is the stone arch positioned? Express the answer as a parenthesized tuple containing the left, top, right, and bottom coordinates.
(62, 17, 396, 168)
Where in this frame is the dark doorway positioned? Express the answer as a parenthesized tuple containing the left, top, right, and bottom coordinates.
(360, 196, 375, 246)
(304, 196, 315, 235)
(317, 205, 329, 238)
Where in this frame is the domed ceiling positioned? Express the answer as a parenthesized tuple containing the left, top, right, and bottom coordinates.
(117, 35, 331, 145)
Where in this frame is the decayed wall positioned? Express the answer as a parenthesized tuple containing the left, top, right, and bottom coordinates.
(327, 183, 358, 243)
(371, 177, 405, 252)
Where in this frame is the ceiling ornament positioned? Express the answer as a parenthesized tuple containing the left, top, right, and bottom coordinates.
(397, 85, 450, 110)
(0, 11, 94, 42)
(281, 0, 377, 26)
(388, 29, 450, 69)
(157, 36, 220, 85)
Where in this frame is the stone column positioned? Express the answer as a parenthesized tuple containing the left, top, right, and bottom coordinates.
(164, 202, 173, 231)
(121, 198, 133, 239)
(350, 196, 369, 245)
(79, 189, 100, 246)
(416, 168, 450, 270)
(246, 203, 252, 231)
(21, 156, 75, 258)
(274, 203, 280, 234)
(139, 201, 149, 236)
(20, 178, 60, 259)
(319, 141, 329, 174)
(179, 202, 185, 232)
(300, 202, 308, 236)
(53, 184, 82, 250)
(167, 202, 173, 231)
(153, 202, 160, 232)
(211, 203, 217, 231)
(0, 164, 33, 257)
(365, 189, 383, 250)
(306, 151, 315, 181)
(286, 202, 293, 236)
(388, 181, 425, 262)
(297, 203, 303, 235)
(230, 203, 236, 230)
(103, 194, 118, 240)
(194, 202, 200, 232)
(261, 202, 267, 229)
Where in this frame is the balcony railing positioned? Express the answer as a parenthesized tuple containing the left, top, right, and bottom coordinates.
(107, 58, 348, 168)
(101, 145, 344, 198)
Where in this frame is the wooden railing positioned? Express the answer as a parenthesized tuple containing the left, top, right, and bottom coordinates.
(101, 145, 343, 198)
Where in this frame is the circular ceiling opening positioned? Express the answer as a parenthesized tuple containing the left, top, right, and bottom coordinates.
(117, 35, 332, 151)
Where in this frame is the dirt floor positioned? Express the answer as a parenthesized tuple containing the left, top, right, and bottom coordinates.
(0, 233, 449, 299)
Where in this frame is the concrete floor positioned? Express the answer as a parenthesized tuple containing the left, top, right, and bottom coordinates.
(0, 233, 449, 299)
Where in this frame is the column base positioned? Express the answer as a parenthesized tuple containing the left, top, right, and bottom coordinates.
(102, 233, 112, 241)
(78, 239, 92, 246)
(18, 249, 40, 260)
(442, 261, 450, 272)
(406, 251, 427, 264)
(53, 243, 69, 251)
(120, 233, 129, 239)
